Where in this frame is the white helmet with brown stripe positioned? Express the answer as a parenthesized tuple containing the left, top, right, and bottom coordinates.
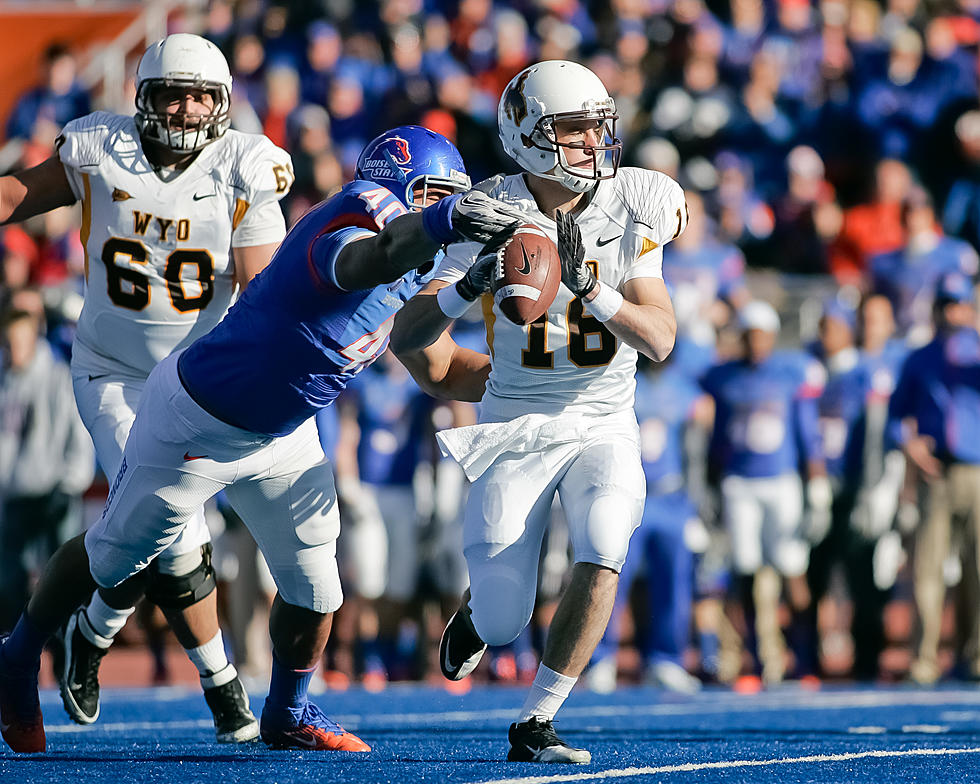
(497, 60, 622, 193)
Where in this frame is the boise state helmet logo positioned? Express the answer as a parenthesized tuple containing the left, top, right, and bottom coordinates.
(355, 124, 470, 208)
(358, 135, 412, 183)
(388, 136, 412, 165)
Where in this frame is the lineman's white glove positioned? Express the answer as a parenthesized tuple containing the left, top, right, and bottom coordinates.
(851, 451, 905, 540)
(804, 475, 833, 544)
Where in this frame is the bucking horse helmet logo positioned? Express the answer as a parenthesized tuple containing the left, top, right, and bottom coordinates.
(387, 136, 412, 165)
(503, 70, 531, 125)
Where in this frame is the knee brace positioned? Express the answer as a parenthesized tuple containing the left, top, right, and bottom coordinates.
(146, 543, 217, 609)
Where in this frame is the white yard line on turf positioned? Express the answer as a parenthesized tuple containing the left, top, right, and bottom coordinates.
(341, 688, 980, 725)
(466, 746, 980, 784)
(44, 689, 980, 732)
(47, 719, 213, 733)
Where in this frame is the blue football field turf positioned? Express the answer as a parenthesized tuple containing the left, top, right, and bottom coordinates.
(3, 683, 980, 783)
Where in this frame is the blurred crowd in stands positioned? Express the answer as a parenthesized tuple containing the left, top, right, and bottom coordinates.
(2, 0, 980, 693)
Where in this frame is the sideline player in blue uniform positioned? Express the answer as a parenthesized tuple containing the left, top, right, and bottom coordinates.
(0, 125, 523, 754)
(805, 301, 893, 679)
(700, 302, 829, 684)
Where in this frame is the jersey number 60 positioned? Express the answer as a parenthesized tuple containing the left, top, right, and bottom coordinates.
(101, 237, 215, 313)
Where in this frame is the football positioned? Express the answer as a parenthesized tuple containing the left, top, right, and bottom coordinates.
(492, 224, 561, 326)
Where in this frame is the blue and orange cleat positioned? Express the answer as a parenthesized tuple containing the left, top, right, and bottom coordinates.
(260, 699, 370, 751)
(0, 636, 45, 753)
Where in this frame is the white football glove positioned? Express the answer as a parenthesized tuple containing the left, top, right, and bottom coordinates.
(451, 190, 524, 245)
(850, 451, 905, 540)
(873, 530, 905, 590)
(804, 475, 833, 544)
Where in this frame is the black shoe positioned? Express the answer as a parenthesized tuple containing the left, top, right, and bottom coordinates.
(57, 609, 108, 725)
(439, 604, 486, 681)
(203, 671, 260, 743)
(507, 717, 591, 764)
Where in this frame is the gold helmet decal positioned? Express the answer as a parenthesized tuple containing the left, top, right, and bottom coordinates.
(502, 70, 531, 125)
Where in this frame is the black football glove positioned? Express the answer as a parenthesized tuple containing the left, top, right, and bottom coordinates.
(556, 209, 597, 299)
(455, 236, 509, 301)
(451, 190, 524, 245)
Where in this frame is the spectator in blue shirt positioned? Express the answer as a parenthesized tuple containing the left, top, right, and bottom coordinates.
(300, 21, 343, 107)
(942, 110, 980, 255)
(871, 186, 979, 345)
(854, 27, 939, 160)
(663, 191, 749, 343)
(720, 0, 768, 89)
(5, 43, 90, 143)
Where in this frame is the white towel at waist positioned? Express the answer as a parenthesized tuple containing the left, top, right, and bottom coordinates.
(436, 413, 593, 482)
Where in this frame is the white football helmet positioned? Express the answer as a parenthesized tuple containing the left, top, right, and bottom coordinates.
(497, 60, 621, 193)
(135, 33, 232, 153)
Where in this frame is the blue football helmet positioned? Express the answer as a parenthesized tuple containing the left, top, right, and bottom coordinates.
(355, 125, 471, 211)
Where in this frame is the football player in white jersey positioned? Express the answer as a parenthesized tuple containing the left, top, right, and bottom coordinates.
(0, 34, 292, 742)
(391, 60, 686, 763)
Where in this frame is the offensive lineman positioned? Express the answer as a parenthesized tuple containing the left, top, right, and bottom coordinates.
(391, 60, 685, 763)
(0, 34, 288, 741)
(0, 125, 523, 753)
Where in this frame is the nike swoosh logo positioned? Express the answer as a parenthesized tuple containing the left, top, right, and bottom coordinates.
(517, 248, 532, 275)
(183, 452, 207, 461)
(88, 374, 109, 381)
(443, 643, 457, 675)
(192, 192, 216, 201)
(596, 235, 622, 247)
(290, 731, 320, 748)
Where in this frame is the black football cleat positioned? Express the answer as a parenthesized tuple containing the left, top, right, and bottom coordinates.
(57, 609, 108, 725)
(439, 603, 486, 681)
(203, 670, 260, 743)
(507, 716, 591, 764)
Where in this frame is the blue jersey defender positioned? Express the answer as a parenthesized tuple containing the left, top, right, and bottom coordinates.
(0, 125, 525, 756)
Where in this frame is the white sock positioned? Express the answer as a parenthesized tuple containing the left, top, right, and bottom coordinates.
(518, 664, 577, 722)
(83, 591, 135, 643)
(187, 631, 232, 681)
(200, 662, 238, 689)
(78, 609, 114, 649)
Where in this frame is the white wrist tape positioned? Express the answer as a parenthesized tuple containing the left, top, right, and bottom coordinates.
(584, 282, 623, 322)
(436, 282, 473, 318)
